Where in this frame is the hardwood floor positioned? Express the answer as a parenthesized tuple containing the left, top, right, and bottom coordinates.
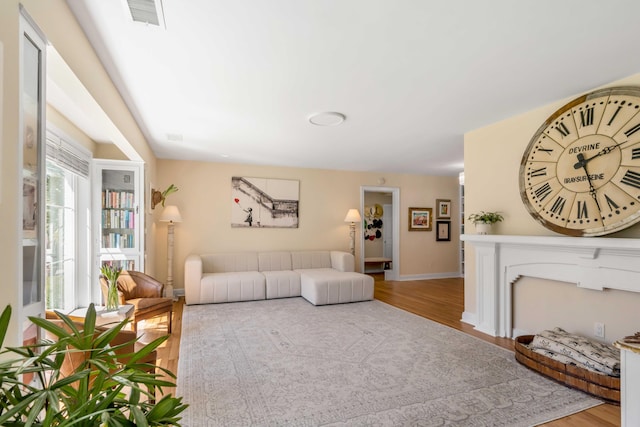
(140, 276, 620, 426)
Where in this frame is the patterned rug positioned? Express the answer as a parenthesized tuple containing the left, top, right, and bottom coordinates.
(177, 298, 602, 426)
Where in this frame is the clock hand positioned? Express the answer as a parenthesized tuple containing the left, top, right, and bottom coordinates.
(574, 153, 586, 169)
(577, 156, 601, 212)
(573, 141, 626, 169)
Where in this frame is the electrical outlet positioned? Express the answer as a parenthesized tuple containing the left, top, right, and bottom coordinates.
(594, 322, 605, 338)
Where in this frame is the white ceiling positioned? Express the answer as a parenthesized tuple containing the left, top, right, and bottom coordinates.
(64, 0, 640, 176)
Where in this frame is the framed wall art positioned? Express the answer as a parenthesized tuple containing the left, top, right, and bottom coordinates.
(231, 176, 300, 228)
(436, 221, 451, 241)
(436, 199, 451, 219)
(408, 207, 432, 231)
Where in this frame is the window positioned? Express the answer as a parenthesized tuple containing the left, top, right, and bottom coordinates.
(45, 162, 76, 311)
(45, 130, 91, 312)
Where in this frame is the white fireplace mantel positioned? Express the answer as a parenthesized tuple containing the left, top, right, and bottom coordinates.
(461, 234, 640, 338)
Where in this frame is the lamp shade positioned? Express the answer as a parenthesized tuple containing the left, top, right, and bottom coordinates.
(344, 209, 362, 223)
(159, 205, 183, 223)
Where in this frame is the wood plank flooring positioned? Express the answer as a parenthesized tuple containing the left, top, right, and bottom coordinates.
(139, 275, 620, 426)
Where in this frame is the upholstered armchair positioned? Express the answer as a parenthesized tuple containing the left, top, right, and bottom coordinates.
(100, 270, 173, 334)
(43, 319, 158, 378)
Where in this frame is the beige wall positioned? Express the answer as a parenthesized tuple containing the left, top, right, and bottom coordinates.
(1, 1, 157, 345)
(464, 73, 640, 342)
(47, 106, 96, 153)
(153, 159, 461, 290)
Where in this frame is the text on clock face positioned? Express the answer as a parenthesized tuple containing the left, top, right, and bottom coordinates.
(567, 142, 600, 155)
(564, 173, 605, 184)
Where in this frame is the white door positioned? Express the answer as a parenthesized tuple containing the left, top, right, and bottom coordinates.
(383, 204, 393, 260)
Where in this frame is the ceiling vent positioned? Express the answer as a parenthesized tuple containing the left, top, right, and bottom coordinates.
(126, 0, 165, 27)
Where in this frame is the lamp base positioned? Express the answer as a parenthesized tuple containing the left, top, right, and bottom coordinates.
(165, 283, 174, 299)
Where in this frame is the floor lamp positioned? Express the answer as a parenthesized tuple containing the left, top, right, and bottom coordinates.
(344, 209, 362, 257)
(160, 205, 182, 299)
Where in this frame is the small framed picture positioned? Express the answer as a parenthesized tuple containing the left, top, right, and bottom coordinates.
(408, 207, 432, 231)
(436, 221, 451, 241)
(436, 199, 451, 219)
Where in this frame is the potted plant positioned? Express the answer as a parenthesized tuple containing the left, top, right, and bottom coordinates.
(100, 264, 122, 311)
(0, 304, 187, 426)
(468, 211, 504, 235)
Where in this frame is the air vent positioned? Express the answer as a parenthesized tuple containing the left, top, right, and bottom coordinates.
(126, 0, 162, 26)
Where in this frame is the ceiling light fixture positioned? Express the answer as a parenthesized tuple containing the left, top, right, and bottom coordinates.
(308, 112, 346, 126)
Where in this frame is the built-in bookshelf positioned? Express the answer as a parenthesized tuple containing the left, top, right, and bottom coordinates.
(101, 189, 136, 248)
(94, 160, 144, 282)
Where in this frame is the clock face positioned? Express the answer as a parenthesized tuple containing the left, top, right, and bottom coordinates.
(520, 86, 640, 236)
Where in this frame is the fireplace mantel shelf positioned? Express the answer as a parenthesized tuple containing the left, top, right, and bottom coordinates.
(461, 234, 640, 338)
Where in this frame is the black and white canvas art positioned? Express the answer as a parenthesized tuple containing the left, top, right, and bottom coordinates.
(231, 176, 299, 228)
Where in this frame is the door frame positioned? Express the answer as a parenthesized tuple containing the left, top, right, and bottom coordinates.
(360, 186, 400, 280)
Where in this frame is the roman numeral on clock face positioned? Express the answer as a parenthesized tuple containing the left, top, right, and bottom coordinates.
(580, 107, 594, 127)
(624, 123, 640, 138)
(550, 196, 566, 215)
(537, 147, 553, 155)
(621, 170, 640, 189)
(607, 105, 623, 126)
(632, 147, 640, 160)
(577, 200, 589, 219)
(604, 194, 619, 211)
(555, 122, 570, 138)
(529, 167, 547, 177)
(534, 182, 552, 201)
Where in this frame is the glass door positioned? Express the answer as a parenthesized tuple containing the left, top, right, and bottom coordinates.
(20, 10, 47, 337)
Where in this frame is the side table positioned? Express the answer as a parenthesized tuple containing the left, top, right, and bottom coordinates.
(67, 304, 135, 327)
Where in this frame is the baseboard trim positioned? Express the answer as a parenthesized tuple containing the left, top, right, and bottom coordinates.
(461, 311, 477, 327)
(512, 328, 529, 338)
(396, 272, 461, 281)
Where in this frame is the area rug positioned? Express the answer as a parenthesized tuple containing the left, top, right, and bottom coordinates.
(177, 298, 602, 426)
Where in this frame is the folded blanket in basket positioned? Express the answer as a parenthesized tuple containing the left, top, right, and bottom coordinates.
(529, 327, 620, 377)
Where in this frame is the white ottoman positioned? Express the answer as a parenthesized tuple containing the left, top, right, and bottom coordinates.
(298, 269, 374, 305)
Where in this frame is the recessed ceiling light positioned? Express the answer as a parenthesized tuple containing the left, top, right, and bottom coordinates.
(167, 133, 183, 142)
(308, 112, 346, 126)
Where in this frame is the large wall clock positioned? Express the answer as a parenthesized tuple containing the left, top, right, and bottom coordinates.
(520, 86, 640, 236)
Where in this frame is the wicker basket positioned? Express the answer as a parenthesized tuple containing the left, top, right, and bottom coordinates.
(514, 335, 620, 405)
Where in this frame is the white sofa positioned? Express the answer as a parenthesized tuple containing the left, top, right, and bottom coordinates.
(184, 250, 374, 306)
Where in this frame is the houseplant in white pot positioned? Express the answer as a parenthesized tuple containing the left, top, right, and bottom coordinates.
(468, 211, 503, 235)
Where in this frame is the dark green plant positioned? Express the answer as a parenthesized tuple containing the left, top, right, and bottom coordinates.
(0, 304, 187, 426)
(467, 211, 504, 224)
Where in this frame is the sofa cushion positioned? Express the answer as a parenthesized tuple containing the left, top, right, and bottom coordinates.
(263, 270, 301, 299)
(202, 252, 259, 273)
(299, 270, 374, 305)
(200, 271, 265, 303)
(291, 251, 332, 270)
(258, 251, 293, 272)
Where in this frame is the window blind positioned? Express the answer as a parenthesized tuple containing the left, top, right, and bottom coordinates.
(46, 131, 91, 178)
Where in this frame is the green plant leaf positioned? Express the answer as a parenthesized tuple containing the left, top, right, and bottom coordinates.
(0, 301, 187, 426)
(129, 406, 149, 427)
(0, 305, 11, 348)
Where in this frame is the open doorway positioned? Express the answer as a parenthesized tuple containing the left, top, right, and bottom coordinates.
(360, 186, 400, 280)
